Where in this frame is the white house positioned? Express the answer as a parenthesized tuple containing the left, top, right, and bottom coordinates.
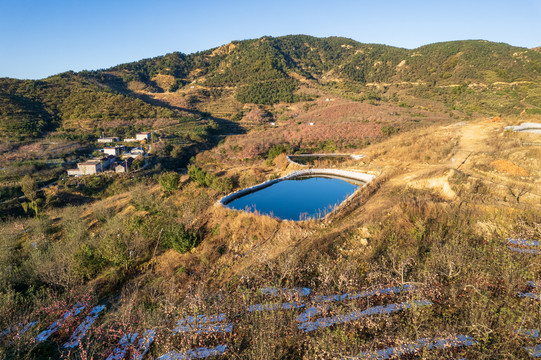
(115, 158, 133, 173)
(77, 160, 102, 175)
(67, 168, 82, 176)
(97, 137, 119, 143)
(136, 132, 151, 141)
(123, 148, 145, 159)
(103, 146, 122, 156)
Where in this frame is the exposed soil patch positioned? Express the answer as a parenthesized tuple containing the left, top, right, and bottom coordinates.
(490, 159, 529, 176)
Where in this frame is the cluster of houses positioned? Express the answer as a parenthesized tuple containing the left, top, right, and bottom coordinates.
(67, 132, 151, 176)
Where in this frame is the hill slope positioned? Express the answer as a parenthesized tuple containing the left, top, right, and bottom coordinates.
(2, 35, 541, 138)
(0, 73, 175, 137)
(1, 117, 540, 358)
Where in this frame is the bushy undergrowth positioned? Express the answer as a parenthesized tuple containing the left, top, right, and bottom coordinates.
(162, 224, 199, 254)
(265, 144, 291, 166)
(188, 165, 233, 194)
(1, 119, 541, 358)
(1, 180, 540, 359)
(0, 182, 209, 354)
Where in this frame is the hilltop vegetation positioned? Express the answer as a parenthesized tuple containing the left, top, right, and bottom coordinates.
(109, 36, 541, 86)
(2, 36, 541, 138)
(0, 92, 54, 136)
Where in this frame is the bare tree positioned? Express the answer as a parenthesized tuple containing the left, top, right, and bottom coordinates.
(506, 183, 532, 204)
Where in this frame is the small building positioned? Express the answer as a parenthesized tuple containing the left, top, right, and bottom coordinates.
(124, 138, 138, 142)
(101, 155, 117, 168)
(67, 168, 82, 176)
(123, 147, 145, 159)
(115, 164, 127, 173)
(115, 158, 133, 173)
(77, 160, 102, 175)
(136, 132, 151, 141)
(97, 137, 119, 143)
(103, 146, 122, 156)
(131, 148, 145, 155)
(68, 155, 124, 176)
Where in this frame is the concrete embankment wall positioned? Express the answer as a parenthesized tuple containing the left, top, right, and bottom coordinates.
(286, 154, 365, 166)
(504, 123, 541, 134)
(219, 169, 375, 206)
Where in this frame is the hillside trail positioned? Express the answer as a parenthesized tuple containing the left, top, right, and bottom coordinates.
(388, 120, 497, 200)
(448, 120, 494, 170)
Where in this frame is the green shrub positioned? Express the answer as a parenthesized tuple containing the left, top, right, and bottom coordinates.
(322, 140, 337, 152)
(162, 224, 199, 253)
(188, 165, 208, 187)
(169, 79, 187, 92)
(231, 111, 244, 121)
(381, 125, 400, 136)
(211, 176, 233, 194)
(187, 165, 232, 194)
(158, 171, 180, 196)
(73, 244, 107, 280)
(363, 92, 381, 101)
(266, 144, 290, 165)
(99, 236, 129, 268)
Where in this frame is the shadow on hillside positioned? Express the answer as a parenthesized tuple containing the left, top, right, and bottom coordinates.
(88, 75, 247, 170)
(153, 115, 247, 172)
(127, 91, 247, 137)
(93, 72, 246, 138)
(124, 91, 247, 171)
(49, 191, 94, 208)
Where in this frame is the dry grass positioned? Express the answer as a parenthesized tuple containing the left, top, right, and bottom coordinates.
(2, 118, 541, 359)
(365, 124, 459, 167)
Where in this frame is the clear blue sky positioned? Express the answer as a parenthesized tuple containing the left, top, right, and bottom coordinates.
(1, 0, 540, 79)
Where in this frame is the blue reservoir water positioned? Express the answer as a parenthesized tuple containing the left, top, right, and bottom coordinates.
(225, 176, 360, 220)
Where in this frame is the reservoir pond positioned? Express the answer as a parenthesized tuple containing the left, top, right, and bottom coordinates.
(225, 176, 361, 220)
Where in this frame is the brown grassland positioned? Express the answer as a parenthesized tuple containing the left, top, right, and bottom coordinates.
(1, 113, 541, 359)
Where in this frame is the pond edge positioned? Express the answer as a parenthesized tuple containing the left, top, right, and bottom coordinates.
(218, 169, 376, 218)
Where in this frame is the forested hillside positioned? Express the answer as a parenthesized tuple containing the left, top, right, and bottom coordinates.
(2, 35, 541, 138)
(0, 73, 175, 137)
(109, 36, 541, 85)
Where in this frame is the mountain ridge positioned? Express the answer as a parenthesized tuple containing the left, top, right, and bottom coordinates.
(2, 35, 541, 137)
